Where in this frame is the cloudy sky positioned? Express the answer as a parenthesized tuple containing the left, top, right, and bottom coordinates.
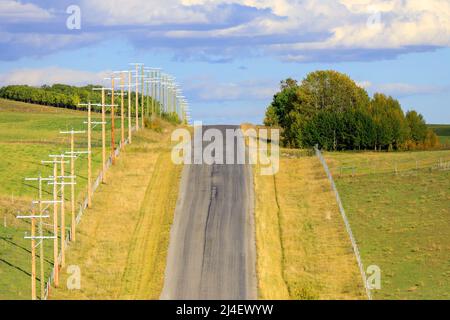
(0, 0, 449, 123)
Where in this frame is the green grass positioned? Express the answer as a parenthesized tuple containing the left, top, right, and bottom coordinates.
(325, 151, 450, 299)
(324, 150, 450, 177)
(0, 98, 131, 299)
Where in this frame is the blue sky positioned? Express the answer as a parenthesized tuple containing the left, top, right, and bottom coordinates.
(0, 0, 449, 124)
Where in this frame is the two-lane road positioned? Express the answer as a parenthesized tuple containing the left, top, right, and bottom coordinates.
(161, 125, 257, 300)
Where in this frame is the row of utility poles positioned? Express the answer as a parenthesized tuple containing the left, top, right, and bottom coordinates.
(18, 63, 190, 300)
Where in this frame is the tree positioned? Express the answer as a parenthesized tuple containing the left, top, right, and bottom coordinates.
(263, 70, 438, 151)
(297, 70, 370, 114)
(369, 93, 410, 150)
(406, 110, 427, 143)
(263, 78, 302, 147)
(0, 84, 151, 115)
(263, 105, 279, 127)
(423, 129, 440, 149)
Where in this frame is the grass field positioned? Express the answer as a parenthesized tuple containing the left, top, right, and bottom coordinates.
(0, 98, 171, 300)
(253, 148, 366, 300)
(325, 149, 450, 177)
(325, 150, 450, 299)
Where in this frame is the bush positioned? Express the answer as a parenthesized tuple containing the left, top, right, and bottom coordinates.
(145, 116, 162, 132)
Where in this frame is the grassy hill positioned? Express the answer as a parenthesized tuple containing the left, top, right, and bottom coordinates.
(0, 98, 107, 299)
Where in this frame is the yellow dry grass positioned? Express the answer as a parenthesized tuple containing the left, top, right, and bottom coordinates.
(254, 154, 367, 299)
(50, 124, 182, 300)
(253, 167, 290, 299)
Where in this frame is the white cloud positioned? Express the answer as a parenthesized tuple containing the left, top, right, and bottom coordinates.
(2, 0, 450, 62)
(184, 75, 278, 101)
(0, 0, 53, 22)
(0, 67, 111, 87)
(82, 0, 450, 61)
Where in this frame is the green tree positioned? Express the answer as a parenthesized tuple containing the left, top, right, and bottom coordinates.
(369, 93, 410, 150)
(406, 110, 427, 143)
(263, 105, 279, 127)
(297, 70, 370, 114)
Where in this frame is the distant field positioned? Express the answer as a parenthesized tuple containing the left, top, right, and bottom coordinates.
(428, 124, 450, 145)
(325, 150, 450, 299)
(0, 98, 130, 299)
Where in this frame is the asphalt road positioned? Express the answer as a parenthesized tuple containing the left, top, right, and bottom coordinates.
(161, 125, 257, 300)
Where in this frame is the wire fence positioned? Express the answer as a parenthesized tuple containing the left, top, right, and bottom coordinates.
(314, 145, 372, 300)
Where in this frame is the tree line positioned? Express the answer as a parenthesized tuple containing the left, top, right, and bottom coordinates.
(264, 70, 440, 151)
(0, 84, 161, 116)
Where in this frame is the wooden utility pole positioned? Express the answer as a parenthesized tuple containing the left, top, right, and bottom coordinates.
(52, 161, 59, 287)
(17, 204, 51, 300)
(89, 88, 108, 184)
(86, 105, 92, 209)
(151, 70, 155, 115)
(16, 208, 39, 300)
(128, 71, 132, 143)
(30, 207, 36, 300)
(120, 73, 125, 146)
(48, 154, 72, 268)
(70, 135, 75, 240)
(159, 73, 163, 114)
(52, 162, 59, 287)
(161, 76, 166, 112)
(135, 64, 139, 131)
(19, 179, 54, 300)
(60, 129, 84, 242)
(86, 102, 92, 207)
(146, 71, 150, 118)
(60, 157, 66, 267)
(141, 65, 145, 128)
(169, 85, 172, 114)
(111, 80, 116, 165)
(102, 89, 106, 183)
(38, 177, 44, 299)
